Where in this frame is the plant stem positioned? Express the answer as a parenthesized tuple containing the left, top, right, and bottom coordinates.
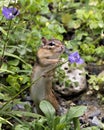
(73, 117, 80, 130)
(1, 20, 12, 64)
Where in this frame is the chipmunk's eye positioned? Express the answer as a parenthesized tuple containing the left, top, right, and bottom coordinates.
(48, 42, 55, 46)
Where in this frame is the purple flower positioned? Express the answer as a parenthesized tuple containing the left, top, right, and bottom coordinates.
(2, 6, 19, 20)
(68, 52, 84, 64)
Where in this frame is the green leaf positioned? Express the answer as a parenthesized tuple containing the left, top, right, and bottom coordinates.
(0, 69, 14, 74)
(62, 13, 72, 25)
(15, 124, 29, 130)
(8, 59, 19, 66)
(82, 55, 96, 62)
(0, 63, 7, 70)
(93, 85, 99, 91)
(53, 116, 60, 128)
(56, 123, 67, 130)
(9, 66, 20, 73)
(6, 75, 17, 86)
(98, 21, 104, 28)
(0, 27, 7, 36)
(0, 117, 13, 126)
(82, 126, 100, 130)
(66, 106, 87, 121)
(60, 114, 67, 123)
(56, 123, 66, 130)
(19, 75, 30, 84)
(9, 110, 42, 118)
(0, 93, 5, 100)
(39, 100, 55, 118)
(4, 52, 32, 69)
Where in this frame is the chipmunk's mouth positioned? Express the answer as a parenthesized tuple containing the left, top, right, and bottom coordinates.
(57, 46, 65, 53)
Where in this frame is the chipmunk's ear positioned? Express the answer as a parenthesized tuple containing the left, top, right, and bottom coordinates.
(41, 37, 48, 45)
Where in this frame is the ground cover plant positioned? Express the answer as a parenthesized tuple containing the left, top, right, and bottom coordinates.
(0, 0, 104, 129)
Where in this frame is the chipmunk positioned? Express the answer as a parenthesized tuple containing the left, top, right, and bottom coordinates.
(30, 37, 64, 114)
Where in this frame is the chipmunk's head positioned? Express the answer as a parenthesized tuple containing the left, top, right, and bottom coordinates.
(41, 37, 64, 58)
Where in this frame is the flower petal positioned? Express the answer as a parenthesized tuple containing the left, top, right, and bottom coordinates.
(77, 58, 84, 64)
(68, 51, 84, 64)
(68, 51, 80, 63)
(2, 6, 19, 20)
